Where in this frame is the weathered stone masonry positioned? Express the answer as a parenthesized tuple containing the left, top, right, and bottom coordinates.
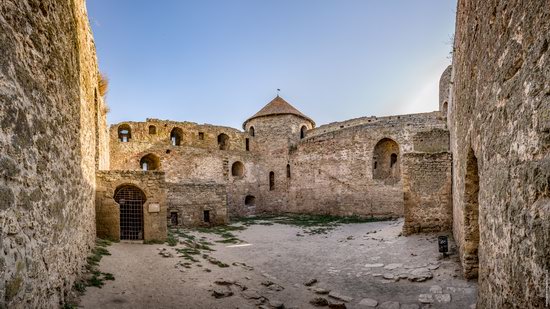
(0, 0, 108, 307)
(450, 0, 549, 307)
(96, 171, 167, 242)
(110, 98, 451, 226)
(1, 1, 548, 308)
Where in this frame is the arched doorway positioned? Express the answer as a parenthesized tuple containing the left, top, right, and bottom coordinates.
(372, 138, 400, 183)
(170, 127, 183, 146)
(114, 185, 146, 240)
(245, 195, 256, 206)
(118, 124, 131, 142)
(463, 148, 480, 279)
(300, 125, 307, 139)
(218, 133, 229, 150)
(140, 153, 160, 171)
(231, 161, 244, 177)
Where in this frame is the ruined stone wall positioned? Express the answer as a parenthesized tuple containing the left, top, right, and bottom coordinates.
(451, 0, 549, 307)
(0, 0, 106, 306)
(402, 152, 452, 235)
(288, 117, 448, 217)
(96, 171, 167, 242)
(167, 182, 228, 227)
(109, 119, 247, 170)
(307, 112, 445, 138)
(108, 119, 256, 218)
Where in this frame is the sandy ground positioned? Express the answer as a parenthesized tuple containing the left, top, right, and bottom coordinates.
(80, 219, 477, 309)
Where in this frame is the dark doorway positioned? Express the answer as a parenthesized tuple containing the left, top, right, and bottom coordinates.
(170, 212, 178, 226)
(170, 127, 183, 146)
(114, 185, 145, 240)
(245, 195, 256, 206)
(463, 148, 480, 279)
(269, 171, 275, 191)
(203, 210, 211, 223)
(218, 133, 229, 150)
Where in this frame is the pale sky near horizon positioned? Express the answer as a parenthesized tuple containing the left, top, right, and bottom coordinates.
(88, 1, 456, 129)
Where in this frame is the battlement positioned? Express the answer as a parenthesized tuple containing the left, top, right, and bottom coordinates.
(305, 111, 446, 139)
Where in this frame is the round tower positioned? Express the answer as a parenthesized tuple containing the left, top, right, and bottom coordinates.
(243, 95, 315, 154)
(242, 96, 315, 212)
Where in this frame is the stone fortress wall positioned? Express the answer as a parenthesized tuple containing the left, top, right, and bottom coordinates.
(287, 112, 449, 218)
(109, 97, 451, 227)
(1, 0, 547, 307)
(0, 0, 109, 307)
(450, 0, 549, 307)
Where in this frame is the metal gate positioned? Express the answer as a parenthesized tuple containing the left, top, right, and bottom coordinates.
(114, 185, 145, 240)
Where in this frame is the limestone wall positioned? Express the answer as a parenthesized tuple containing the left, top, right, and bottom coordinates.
(108, 119, 258, 218)
(451, 0, 549, 307)
(167, 182, 228, 226)
(96, 171, 167, 242)
(307, 112, 445, 138)
(287, 116, 448, 217)
(0, 0, 106, 306)
(402, 152, 452, 235)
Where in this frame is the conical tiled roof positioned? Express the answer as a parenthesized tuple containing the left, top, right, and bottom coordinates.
(243, 96, 315, 128)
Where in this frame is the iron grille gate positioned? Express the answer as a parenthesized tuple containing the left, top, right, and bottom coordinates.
(114, 186, 144, 240)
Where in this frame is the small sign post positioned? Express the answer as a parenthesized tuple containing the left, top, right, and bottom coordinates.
(438, 236, 449, 255)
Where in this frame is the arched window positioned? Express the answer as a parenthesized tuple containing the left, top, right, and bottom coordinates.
(300, 125, 307, 139)
(442, 101, 448, 116)
(149, 125, 157, 134)
(170, 127, 183, 146)
(249, 126, 255, 137)
(245, 138, 250, 151)
(140, 154, 160, 171)
(114, 185, 145, 240)
(372, 138, 400, 182)
(286, 164, 291, 178)
(269, 171, 275, 191)
(245, 195, 256, 206)
(231, 161, 244, 177)
(390, 153, 398, 168)
(218, 133, 229, 150)
(118, 124, 132, 142)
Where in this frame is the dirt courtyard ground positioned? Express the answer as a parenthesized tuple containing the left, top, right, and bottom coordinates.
(79, 218, 477, 308)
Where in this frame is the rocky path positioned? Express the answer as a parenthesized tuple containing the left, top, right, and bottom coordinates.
(79, 219, 477, 308)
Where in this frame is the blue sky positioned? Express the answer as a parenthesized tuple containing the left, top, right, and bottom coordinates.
(87, 1, 456, 129)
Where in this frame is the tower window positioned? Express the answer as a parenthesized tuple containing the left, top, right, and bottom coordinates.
(118, 124, 132, 142)
(149, 125, 157, 134)
(269, 171, 275, 191)
(231, 161, 244, 177)
(245, 138, 250, 151)
(300, 125, 307, 139)
(170, 128, 183, 146)
(218, 133, 229, 150)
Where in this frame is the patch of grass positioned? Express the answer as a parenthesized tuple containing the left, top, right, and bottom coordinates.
(87, 274, 104, 288)
(175, 248, 201, 262)
(196, 225, 246, 243)
(166, 232, 178, 246)
(235, 213, 391, 235)
(73, 281, 86, 293)
(103, 273, 115, 281)
(78, 238, 116, 292)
